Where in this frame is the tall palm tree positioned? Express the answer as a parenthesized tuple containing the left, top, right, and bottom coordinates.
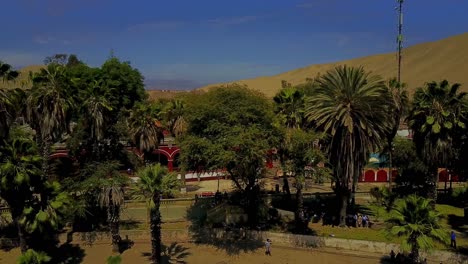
(407, 80, 467, 200)
(80, 80, 113, 142)
(305, 65, 390, 226)
(128, 102, 164, 160)
(386, 195, 448, 263)
(0, 61, 19, 139)
(273, 87, 305, 129)
(98, 178, 125, 253)
(384, 78, 408, 189)
(79, 162, 126, 252)
(27, 64, 74, 177)
(0, 127, 42, 252)
(162, 99, 187, 138)
(136, 164, 180, 264)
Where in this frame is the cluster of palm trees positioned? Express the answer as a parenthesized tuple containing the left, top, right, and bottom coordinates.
(0, 59, 185, 263)
(273, 65, 467, 261)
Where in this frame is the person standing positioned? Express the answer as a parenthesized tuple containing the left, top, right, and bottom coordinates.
(265, 238, 272, 256)
(451, 231, 457, 249)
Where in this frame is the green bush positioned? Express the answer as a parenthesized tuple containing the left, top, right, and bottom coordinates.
(17, 249, 51, 264)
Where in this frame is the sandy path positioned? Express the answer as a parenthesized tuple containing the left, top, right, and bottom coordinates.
(1, 240, 383, 264)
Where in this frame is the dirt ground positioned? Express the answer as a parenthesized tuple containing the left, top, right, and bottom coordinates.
(0, 240, 383, 264)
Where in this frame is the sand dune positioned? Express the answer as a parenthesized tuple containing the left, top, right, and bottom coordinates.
(199, 33, 468, 97)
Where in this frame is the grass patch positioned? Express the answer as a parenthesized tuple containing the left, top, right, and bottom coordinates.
(308, 203, 467, 252)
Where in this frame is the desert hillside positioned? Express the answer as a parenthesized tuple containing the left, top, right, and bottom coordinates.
(1, 65, 43, 89)
(199, 33, 468, 97)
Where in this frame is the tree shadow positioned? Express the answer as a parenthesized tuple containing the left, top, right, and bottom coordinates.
(447, 214, 468, 233)
(142, 242, 191, 264)
(118, 235, 134, 254)
(185, 185, 201, 192)
(52, 243, 86, 264)
(379, 256, 392, 263)
(186, 199, 264, 256)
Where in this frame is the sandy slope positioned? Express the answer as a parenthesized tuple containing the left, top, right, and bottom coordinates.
(199, 33, 468, 97)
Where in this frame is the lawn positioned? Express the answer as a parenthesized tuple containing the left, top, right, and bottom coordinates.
(308, 203, 467, 251)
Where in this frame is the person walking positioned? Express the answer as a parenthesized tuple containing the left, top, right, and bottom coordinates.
(451, 231, 457, 249)
(265, 238, 272, 256)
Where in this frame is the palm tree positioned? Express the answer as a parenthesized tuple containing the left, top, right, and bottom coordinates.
(407, 80, 467, 200)
(27, 64, 74, 177)
(80, 80, 113, 142)
(305, 65, 390, 226)
(386, 195, 448, 263)
(128, 101, 164, 161)
(136, 164, 180, 264)
(273, 87, 305, 129)
(0, 127, 42, 252)
(99, 179, 125, 253)
(384, 78, 408, 189)
(162, 99, 187, 138)
(0, 61, 19, 139)
(88, 162, 127, 253)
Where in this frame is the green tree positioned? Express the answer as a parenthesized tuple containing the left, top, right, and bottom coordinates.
(17, 249, 51, 264)
(128, 101, 164, 158)
(0, 128, 42, 252)
(136, 164, 180, 264)
(80, 80, 113, 142)
(279, 129, 330, 232)
(162, 99, 188, 138)
(27, 64, 75, 177)
(0, 61, 20, 139)
(386, 195, 448, 263)
(305, 66, 390, 226)
(383, 78, 408, 190)
(392, 137, 431, 196)
(100, 57, 146, 113)
(20, 181, 71, 253)
(180, 85, 280, 225)
(273, 88, 305, 129)
(407, 80, 467, 200)
(80, 162, 127, 252)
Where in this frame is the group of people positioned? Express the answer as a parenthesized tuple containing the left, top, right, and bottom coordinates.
(350, 213, 370, 228)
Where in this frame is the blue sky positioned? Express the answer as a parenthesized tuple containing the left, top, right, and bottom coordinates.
(1, 0, 467, 89)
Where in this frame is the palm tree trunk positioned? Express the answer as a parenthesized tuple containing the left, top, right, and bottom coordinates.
(430, 167, 439, 203)
(388, 138, 393, 191)
(336, 184, 349, 227)
(295, 179, 305, 232)
(41, 136, 51, 178)
(150, 192, 162, 264)
(410, 235, 420, 263)
(109, 204, 121, 253)
(11, 208, 27, 253)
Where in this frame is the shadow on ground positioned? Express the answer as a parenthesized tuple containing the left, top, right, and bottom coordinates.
(118, 236, 135, 254)
(52, 243, 85, 264)
(186, 199, 264, 256)
(379, 256, 392, 263)
(142, 242, 191, 264)
(447, 214, 467, 233)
